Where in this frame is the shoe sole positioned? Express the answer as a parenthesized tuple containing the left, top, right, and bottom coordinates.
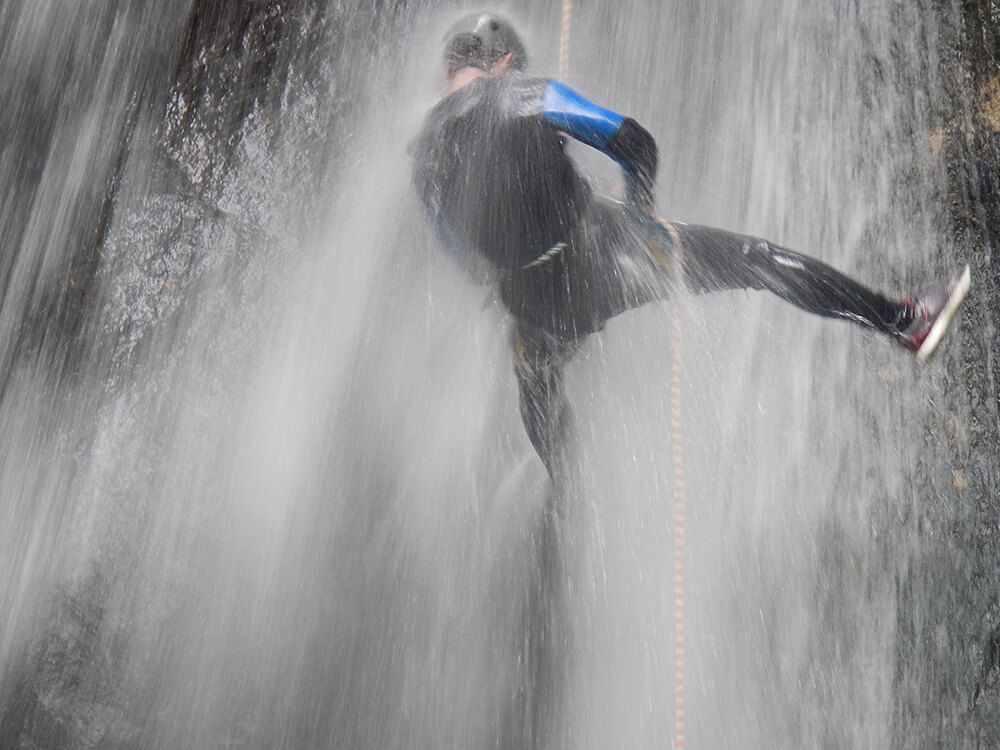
(917, 264, 971, 361)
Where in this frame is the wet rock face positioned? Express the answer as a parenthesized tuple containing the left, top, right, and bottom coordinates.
(902, 3, 1000, 746)
(1, 0, 997, 747)
(0, 2, 333, 748)
(1, 0, 426, 740)
(0, 1, 331, 373)
(163, 1, 329, 193)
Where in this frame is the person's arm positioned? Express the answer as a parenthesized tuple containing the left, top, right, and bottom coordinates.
(540, 80, 658, 210)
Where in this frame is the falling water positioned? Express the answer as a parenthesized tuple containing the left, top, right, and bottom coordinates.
(0, 1, 996, 748)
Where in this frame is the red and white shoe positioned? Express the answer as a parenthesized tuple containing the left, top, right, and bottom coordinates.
(900, 265, 971, 361)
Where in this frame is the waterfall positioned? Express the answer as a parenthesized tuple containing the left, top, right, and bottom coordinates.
(0, 1, 995, 747)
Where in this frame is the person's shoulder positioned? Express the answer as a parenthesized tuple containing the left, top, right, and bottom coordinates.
(409, 79, 491, 158)
(418, 81, 484, 133)
(493, 72, 550, 115)
(497, 71, 550, 93)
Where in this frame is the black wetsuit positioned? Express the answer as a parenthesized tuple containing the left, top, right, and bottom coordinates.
(411, 72, 910, 475)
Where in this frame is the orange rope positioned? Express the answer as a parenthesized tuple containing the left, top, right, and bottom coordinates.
(559, 0, 573, 79)
(670, 292, 688, 748)
(660, 218, 688, 750)
(558, 1, 689, 743)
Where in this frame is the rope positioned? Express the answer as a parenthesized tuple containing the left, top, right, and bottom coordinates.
(659, 218, 688, 750)
(558, 0, 573, 79)
(557, 4, 688, 745)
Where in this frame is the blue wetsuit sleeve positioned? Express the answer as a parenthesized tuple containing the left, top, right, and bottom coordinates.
(541, 80, 658, 208)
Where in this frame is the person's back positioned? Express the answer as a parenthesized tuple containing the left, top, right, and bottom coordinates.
(411, 72, 590, 271)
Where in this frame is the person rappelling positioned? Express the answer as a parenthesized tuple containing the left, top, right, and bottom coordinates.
(410, 11, 971, 479)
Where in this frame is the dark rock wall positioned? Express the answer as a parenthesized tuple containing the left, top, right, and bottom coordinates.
(899, 2, 1000, 746)
(0, 1, 996, 747)
(0, 2, 356, 747)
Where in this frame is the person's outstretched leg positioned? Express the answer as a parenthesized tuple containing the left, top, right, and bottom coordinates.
(519, 197, 966, 359)
(548, 198, 909, 340)
(667, 221, 970, 358)
(672, 222, 907, 334)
